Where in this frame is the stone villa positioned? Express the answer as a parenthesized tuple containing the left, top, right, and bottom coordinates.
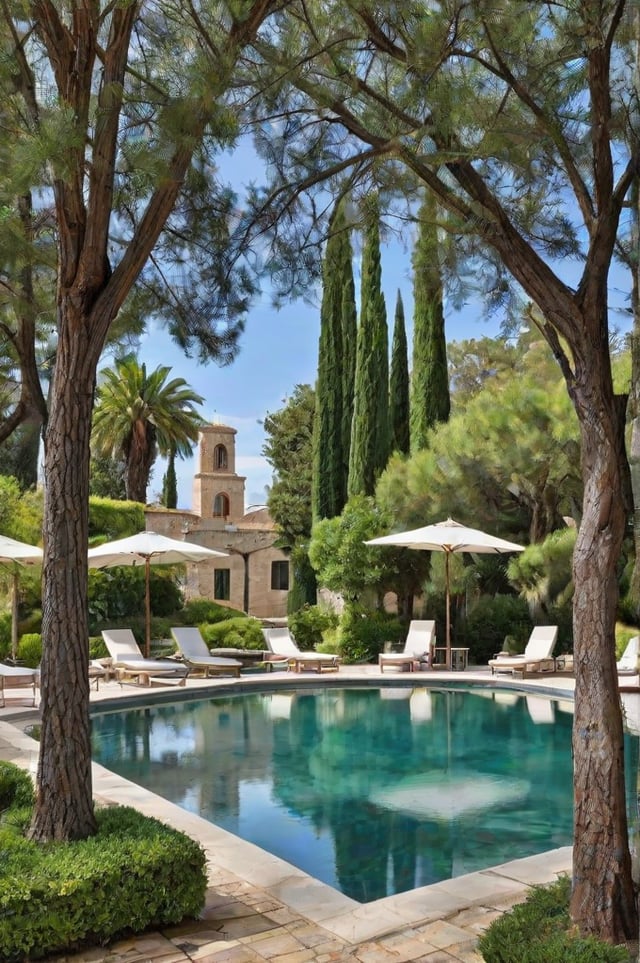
(146, 423, 289, 619)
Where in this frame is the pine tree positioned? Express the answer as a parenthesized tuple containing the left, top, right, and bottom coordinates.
(348, 204, 389, 496)
(389, 290, 410, 455)
(312, 201, 356, 519)
(410, 193, 450, 453)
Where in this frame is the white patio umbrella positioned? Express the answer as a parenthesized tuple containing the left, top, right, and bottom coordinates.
(88, 531, 228, 657)
(0, 534, 43, 663)
(365, 518, 524, 668)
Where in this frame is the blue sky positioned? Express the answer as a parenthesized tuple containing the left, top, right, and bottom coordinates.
(140, 236, 508, 511)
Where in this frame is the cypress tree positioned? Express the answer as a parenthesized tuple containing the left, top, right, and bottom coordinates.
(340, 237, 358, 506)
(410, 192, 450, 453)
(312, 201, 353, 520)
(389, 290, 410, 455)
(162, 450, 178, 508)
(348, 204, 389, 497)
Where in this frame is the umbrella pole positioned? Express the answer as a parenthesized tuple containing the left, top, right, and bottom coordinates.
(11, 569, 19, 663)
(445, 552, 451, 670)
(145, 558, 151, 658)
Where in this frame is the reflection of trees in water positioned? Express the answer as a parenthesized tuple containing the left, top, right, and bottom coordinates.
(92, 687, 583, 899)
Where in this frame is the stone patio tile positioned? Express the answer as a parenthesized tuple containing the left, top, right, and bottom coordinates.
(264, 907, 305, 926)
(417, 952, 458, 962)
(413, 921, 473, 951)
(201, 900, 264, 920)
(352, 945, 405, 963)
(449, 946, 484, 963)
(378, 933, 440, 961)
(164, 919, 231, 941)
(239, 929, 309, 958)
(447, 905, 503, 934)
(284, 922, 346, 948)
(215, 916, 281, 939)
(97, 935, 188, 962)
(189, 944, 264, 962)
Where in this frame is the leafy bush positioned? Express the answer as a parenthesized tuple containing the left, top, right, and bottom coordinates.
(17, 633, 42, 668)
(338, 605, 404, 664)
(180, 598, 245, 624)
(478, 876, 631, 962)
(615, 624, 640, 660)
(288, 605, 339, 650)
(88, 569, 182, 633)
(0, 763, 207, 963)
(0, 613, 10, 660)
(0, 762, 35, 812)
(88, 497, 145, 538)
(463, 594, 531, 666)
(200, 617, 265, 650)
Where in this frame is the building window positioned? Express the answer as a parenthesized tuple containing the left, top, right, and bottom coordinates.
(214, 568, 230, 600)
(214, 444, 228, 469)
(271, 560, 289, 591)
(213, 493, 230, 517)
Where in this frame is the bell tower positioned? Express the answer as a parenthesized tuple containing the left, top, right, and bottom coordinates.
(192, 423, 246, 523)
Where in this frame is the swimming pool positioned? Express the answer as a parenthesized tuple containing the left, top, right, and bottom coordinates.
(90, 685, 632, 902)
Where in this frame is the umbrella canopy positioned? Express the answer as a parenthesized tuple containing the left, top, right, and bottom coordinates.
(366, 518, 524, 667)
(88, 531, 228, 656)
(0, 534, 43, 663)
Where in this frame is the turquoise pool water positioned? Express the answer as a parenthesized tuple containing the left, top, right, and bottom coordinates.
(90, 686, 632, 902)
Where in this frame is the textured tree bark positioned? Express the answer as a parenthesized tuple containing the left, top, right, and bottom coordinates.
(29, 314, 99, 841)
(569, 365, 637, 940)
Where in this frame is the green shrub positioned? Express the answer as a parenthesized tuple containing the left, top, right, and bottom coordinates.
(615, 623, 640, 660)
(478, 877, 631, 962)
(0, 612, 11, 659)
(463, 594, 531, 666)
(0, 762, 35, 813)
(0, 764, 207, 963)
(180, 598, 245, 624)
(288, 605, 339, 650)
(338, 605, 403, 664)
(17, 632, 42, 667)
(200, 616, 265, 650)
(88, 569, 182, 633)
(88, 636, 109, 659)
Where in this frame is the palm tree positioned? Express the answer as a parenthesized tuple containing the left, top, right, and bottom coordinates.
(91, 356, 205, 504)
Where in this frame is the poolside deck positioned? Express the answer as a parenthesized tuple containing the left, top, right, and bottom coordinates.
(0, 663, 636, 963)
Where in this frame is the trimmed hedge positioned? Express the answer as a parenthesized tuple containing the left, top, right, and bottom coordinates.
(0, 763, 207, 962)
(478, 877, 631, 962)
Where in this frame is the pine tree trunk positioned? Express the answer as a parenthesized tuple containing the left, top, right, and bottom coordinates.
(29, 318, 98, 841)
(569, 379, 637, 941)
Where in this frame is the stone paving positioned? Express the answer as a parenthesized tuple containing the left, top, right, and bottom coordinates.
(2, 663, 634, 963)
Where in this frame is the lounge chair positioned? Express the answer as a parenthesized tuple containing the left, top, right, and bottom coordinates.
(617, 636, 639, 676)
(262, 627, 340, 673)
(378, 620, 435, 673)
(170, 627, 242, 678)
(101, 629, 189, 686)
(488, 625, 558, 677)
(0, 662, 38, 707)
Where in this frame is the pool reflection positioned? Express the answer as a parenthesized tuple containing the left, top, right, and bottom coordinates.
(92, 687, 588, 901)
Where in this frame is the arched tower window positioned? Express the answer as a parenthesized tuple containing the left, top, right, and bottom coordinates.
(214, 444, 228, 469)
(213, 493, 230, 517)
